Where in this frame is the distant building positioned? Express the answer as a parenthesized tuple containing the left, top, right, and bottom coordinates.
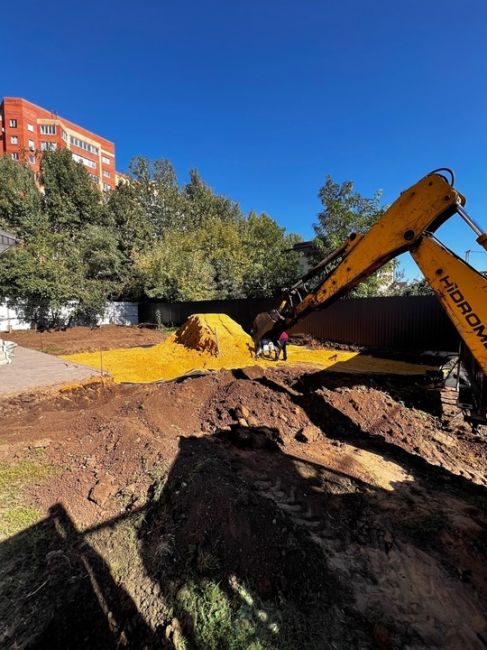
(290, 241, 316, 275)
(0, 229, 17, 256)
(0, 97, 122, 192)
(115, 170, 130, 186)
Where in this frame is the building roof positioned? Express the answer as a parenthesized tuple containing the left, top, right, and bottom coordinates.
(292, 240, 315, 253)
(1, 97, 114, 149)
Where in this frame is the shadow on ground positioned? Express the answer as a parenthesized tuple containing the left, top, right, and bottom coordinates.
(1, 376, 487, 649)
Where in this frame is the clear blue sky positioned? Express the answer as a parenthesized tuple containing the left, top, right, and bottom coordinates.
(2, 0, 487, 278)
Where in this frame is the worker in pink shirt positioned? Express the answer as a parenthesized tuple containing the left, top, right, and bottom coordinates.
(275, 331, 289, 361)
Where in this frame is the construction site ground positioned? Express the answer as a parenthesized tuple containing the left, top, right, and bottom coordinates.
(6, 324, 169, 356)
(1, 321, 486, 649)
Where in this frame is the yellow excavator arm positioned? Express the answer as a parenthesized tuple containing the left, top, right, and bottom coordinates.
(411, 234, 487, 375)
(252, 169, 487, 426)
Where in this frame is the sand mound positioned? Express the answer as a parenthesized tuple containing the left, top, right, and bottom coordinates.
(174, 314, 253, 358)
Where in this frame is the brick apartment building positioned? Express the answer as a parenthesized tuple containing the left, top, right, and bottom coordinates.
(0, 97, 117, 191)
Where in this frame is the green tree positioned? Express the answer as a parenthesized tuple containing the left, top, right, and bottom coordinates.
(128, 156, 186, 234)
(108, 180, 155, 257)
(242, 212, 302, 297)
(135, 228, 216, 301)
(0, 151, 118, 326)
(313, 176, 395, 296)
(0, 149, 304, 322)
(41, 149, 108, 234)
(0, 155, 43, 236)
(78, 225, 122, 284)
(197, 216, 249, 298)
(183, 170, 242, 229)
(0, 233, 83, 328)
(388, 275, 433, 296)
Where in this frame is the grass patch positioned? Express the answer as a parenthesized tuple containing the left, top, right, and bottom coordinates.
(175, 579, 277, 650)
(0, 458, 53, 491)
(0, 505, 41, 538)
(39, 344, 65, 355)
(0, 458, 54, 539)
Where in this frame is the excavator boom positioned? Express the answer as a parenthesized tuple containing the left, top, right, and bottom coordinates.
(291, 172, 465, 320)
(252, 169, 487, 426)
(412, 233, 487, 423)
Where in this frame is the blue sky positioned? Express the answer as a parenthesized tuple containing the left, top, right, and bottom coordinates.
(2, 0, 487, 278)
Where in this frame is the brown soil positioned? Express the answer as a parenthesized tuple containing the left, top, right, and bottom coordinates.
(0, 366, 486, 649)
(5, 324, 168, 355)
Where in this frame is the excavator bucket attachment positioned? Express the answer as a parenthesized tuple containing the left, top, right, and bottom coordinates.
(251, 310, 285, 347)
(251, 312, 275, 346)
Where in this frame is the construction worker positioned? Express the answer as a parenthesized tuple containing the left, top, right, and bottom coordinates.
(251, 309, 285, 356)
(256, 338, 276, 359)
(274, 331, 289, 361)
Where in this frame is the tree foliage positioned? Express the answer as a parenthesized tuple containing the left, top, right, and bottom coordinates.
(41, 149, 109, 233)
(0, 152, 301, 326)
(0, 156, 43, 236)
(388, 276, 433, 296)
(242, 212, 302, 297)
(313, 176, 396, 296)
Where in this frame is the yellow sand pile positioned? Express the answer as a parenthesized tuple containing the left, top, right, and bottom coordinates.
(174, 313, 252, 358)
(63, 313, 436, 384)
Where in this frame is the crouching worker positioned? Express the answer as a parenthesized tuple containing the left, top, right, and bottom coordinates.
(256, 338, 275, 359)
(275, 331, 289, 361)
(251, 309, 284, 358)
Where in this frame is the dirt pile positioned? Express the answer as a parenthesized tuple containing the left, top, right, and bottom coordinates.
(203, 374, 321, 444)
(174, 313, 254, 359)
(292, 371, 487, 485)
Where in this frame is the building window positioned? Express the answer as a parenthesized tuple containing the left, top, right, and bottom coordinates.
(27, 123, 34, 132)
(11, 152, 19, 160)
(28, 139, 35, 150)
(102, 170, 110, 178)
(62, 129, 68, 142)
(90, 174, 100, 183)
(40, 141, 57, 151)
(72, 152, 97, 169)
(40, 124, 56, 135)
(10, 136, 18, 144)
(69, 135, 99, 154)
(103, 183, 111, 192)
(102, 155, 111, 165)
(29, 155, 36, 164)
(9, 119, 17, 128)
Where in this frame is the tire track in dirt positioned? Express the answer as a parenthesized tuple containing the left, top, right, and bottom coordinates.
(230, 448, 487, 650)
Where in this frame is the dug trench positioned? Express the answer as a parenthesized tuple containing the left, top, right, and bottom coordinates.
(1, 361, 486, 650)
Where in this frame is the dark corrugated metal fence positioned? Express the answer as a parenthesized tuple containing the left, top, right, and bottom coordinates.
(139, 295, 459, 351)
(139, 297, 280, 332)
(288, 296, 459, 350)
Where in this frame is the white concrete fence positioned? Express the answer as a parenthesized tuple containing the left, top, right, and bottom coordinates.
(0, 302, 139, 332)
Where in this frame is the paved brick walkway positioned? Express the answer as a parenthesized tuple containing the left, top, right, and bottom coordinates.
(0, 344, 103, 397)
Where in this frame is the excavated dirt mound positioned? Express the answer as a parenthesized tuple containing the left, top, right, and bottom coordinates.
(204, 373, 321, 445)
